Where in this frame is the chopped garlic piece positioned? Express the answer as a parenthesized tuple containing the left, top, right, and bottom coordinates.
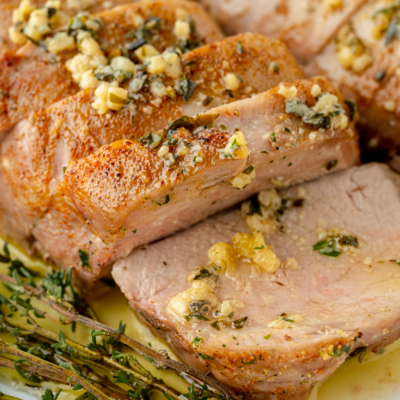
(147, 55, 167, 75)
(168, 279, 218, 319)
(311, 84, 321, 98)
(173, 20, 190, 40)
(258, 189, 282, 212)
(91, 81, 119, 114)
(80, 70, 99, 89)
(158, 145, 169, 157)
(384, 101, 396, 112)
(232, 232, 281, 273)
(246, 214, 278, 235)
(325, 0, 342, 12)
(208, 242, 237, 275)
(110, 56, 135, 72)
(66, 53, 107, 84)
(47, 31, 76, 54)
(13, 0, 35, 24)
(107, 86, 128, 111)
(352, 53, 372, 73)
(163, 51, 182, 79)
(222, 131, 250, 160)
(80, 36, 103, 57)
(150, 80, 167, 98)
(177, 146, 190, 156)
(312, 93, 348, 129)
(285, 258, 298, 269)
(268, 314, 303, 329)
(224, 73, 241, 91)
(23, 25, 41, 42)
(278, 85, 298, 100)
(8, 26, 27, 45)
(135, 44, 160, 62)
(230, 165, 256, 190)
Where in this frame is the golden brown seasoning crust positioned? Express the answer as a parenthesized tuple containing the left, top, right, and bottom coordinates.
(0, 33, 303, 223)
(0, 0, 223, 134)
(61, 76, 358, 245)
(180, 33, 304, 103)
(62, 127, 237, 238)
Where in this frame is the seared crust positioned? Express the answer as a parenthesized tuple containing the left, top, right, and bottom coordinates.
(0, 33, 303, 230)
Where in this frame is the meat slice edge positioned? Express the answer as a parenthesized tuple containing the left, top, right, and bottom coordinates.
(112, 163, 400, 399)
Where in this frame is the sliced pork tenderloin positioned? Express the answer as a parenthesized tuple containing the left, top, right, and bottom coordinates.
(0, 33, 303, 236)
(0, 0, 223, 134)
(199, 0, 367, 64)
(305, 0, 400, 151)
(113, 162, 400, 400)
(5, 76, 359, 289)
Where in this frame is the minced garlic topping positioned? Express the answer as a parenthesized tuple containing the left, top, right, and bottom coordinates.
(232, 232, 281, 273)
(222, 131, 250, 160)
(241, 189, 282, 234)
(168, 279, 218, 320)
(224, 73, 241, 92)
(285, 87, 348, 132)
(9, 0, 68, 45)
(335, 24, 372, 73)
(91, 82, 128, 114)
(325, 0, 342, 12)
(208, 242, 238, 275)
(278, 84, 298, 100)
(268, 313, 303, 329)
(230, 165, 255, 189)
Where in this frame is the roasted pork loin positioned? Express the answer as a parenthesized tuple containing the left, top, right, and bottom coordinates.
(113, 163, 400, 400)
(0, 0, 223, 134)
(1, 77, 359, 288)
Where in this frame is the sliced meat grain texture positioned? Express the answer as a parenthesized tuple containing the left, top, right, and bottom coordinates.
(0, 0, 223, 134)
(0, 33, 304, 282)
(1, 77, 359, 288)
(113, 163, 400, 400)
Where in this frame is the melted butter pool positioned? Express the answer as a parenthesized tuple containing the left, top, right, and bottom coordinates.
(0, 239, 400, 399)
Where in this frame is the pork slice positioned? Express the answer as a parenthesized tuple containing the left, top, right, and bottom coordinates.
(113, 162, 400, 399)
(0, 0, 223, 134)
(33, 76, 359, 287)
(199, 0, 367, 64)
(0, 0, 135, 55)
(305, 0, 400, 151)
(0, 33, 303, 239)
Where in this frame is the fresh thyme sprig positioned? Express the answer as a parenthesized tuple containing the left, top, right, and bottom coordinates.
(0, 245, 238, 400)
